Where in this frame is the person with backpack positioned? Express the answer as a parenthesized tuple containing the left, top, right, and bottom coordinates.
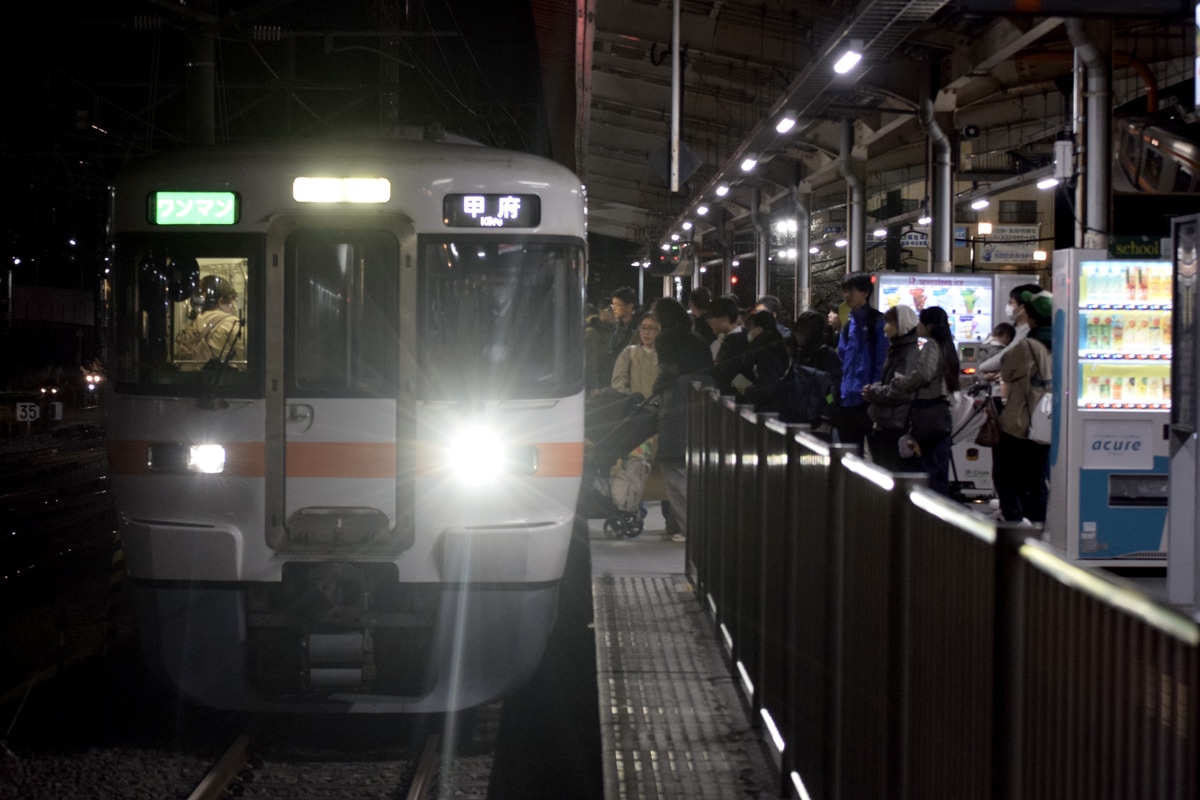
(861, 304, 921, 471)
(777, 310, 841, 436)
(736, 310, 790, 413)
(834, 273, 887, 451)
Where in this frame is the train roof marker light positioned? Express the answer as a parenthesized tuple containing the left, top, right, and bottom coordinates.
(833, 41, 863, 74)
(293, 177, 391, 203)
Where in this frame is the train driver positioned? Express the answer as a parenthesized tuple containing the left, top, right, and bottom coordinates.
(177, 275, 245, 369)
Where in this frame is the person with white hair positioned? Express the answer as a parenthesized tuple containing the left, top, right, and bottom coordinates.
(861, 304, 921, 471)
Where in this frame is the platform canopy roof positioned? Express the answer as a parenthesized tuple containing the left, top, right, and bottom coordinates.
(531, 0, 1192, 259)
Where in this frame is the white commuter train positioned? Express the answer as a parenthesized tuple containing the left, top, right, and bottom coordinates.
(106, 133, 587, 712)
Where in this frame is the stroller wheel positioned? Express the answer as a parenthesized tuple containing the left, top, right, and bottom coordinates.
(603, 517, 627, 539)
(624, 513, 644, 538)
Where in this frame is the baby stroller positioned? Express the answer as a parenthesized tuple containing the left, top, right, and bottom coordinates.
(579, 391, 660, 538)
(948, 382, 996, 503)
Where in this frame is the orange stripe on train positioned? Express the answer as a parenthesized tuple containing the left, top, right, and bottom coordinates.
(108, 440, 582, 478)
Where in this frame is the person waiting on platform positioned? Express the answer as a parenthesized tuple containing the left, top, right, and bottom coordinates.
(834, 273, 888, 451)
(612, 315, 660, 398)
(862, 304, 921, 472)
(994, 289, 1054, 524)
(651, 297, 713, 543)
(863, 306, 960, 496)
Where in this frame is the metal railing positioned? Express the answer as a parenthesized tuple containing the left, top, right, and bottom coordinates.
(685, 385, 1200, 800)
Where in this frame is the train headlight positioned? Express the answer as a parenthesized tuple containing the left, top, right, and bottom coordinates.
(147, 443, 226, 474)
(445, 428, 538, 481)
(189, 445, 227, 474)
(447, 428, 506, 482)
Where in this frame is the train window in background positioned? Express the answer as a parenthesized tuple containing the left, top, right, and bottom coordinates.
(1174, 167, 1194, 193)
(284, 230, 399, 397)
(1143, 149, 1164, 190)
(418, 239, 585, 400)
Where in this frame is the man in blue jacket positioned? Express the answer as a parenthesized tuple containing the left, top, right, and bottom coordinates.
(835, 273, 888, 451)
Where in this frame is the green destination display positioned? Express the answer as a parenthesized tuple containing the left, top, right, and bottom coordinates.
(152, 192, 238, 225)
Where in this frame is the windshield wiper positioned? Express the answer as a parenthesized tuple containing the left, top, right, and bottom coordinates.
(198, 319, 244, 410)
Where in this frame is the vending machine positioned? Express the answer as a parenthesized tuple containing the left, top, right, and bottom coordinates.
(875, 272, 1040, 343)
(1048, 249, 1172, 564)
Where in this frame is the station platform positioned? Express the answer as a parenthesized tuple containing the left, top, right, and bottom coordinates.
(590, 503, 777, 799)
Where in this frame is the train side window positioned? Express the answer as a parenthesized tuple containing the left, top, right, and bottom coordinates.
(1175, 167, 1194, 193)
(1143, 150, 1164, 189)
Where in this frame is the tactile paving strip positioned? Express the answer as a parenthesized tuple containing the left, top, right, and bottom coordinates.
(594, 576, 769, 799)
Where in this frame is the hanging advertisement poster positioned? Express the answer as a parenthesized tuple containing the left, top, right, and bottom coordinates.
(979, 225, 1039, 263)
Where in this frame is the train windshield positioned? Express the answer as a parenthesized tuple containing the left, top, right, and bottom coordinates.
(110, 234, 260, 395)
(419, 238, 584, 400)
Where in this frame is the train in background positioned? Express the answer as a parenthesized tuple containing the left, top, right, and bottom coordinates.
(1117, 116, 1200, 194)
(106, 133, 587, 712)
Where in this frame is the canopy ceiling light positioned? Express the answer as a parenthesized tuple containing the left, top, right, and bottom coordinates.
(775, 114, 797, 134)
(1037, 177, 1060, 190)
(697, 205, 709, 215)
(740, 155, 758, 172)
(833, 40, 863, 74)
(716, 184, 730, 197)
(970, 198, 990, 211)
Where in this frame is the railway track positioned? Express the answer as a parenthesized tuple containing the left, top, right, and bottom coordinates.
(186, 709, 499, 800)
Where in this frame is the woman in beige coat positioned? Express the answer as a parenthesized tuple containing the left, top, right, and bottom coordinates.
(611, 316, 660, 398)
(995, 290, 1053, 523)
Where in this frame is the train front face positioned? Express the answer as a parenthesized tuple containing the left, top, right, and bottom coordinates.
(106, 142, 587, 712)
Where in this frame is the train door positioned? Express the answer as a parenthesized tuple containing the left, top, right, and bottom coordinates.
(265, 221, 417, 552)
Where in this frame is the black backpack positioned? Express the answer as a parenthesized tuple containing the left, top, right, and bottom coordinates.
(777, 359, 836, 425)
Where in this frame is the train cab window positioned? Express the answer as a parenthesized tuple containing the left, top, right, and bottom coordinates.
(419, 239, 585, 400)
(284, 230, 398, 396)
(110, 235, 259, 395)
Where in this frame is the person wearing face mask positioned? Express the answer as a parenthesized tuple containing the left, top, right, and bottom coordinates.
(861, 305, 921, 471)
(978, 283, 1042, 381)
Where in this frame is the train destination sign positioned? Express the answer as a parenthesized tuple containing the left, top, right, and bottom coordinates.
(152, 191, 238, 225)
(443, 194, 541, 228)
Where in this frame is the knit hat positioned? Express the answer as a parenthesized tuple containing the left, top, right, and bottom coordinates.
(1020, 290, 1053, 326)
(893, 304, 918, 336)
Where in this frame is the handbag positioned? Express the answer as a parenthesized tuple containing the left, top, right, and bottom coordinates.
(1028, 392, 1052, 444)
(907, 397, 952, 442)
(1025, 341, 1052, 445)
(975, 400, 1001, 447)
